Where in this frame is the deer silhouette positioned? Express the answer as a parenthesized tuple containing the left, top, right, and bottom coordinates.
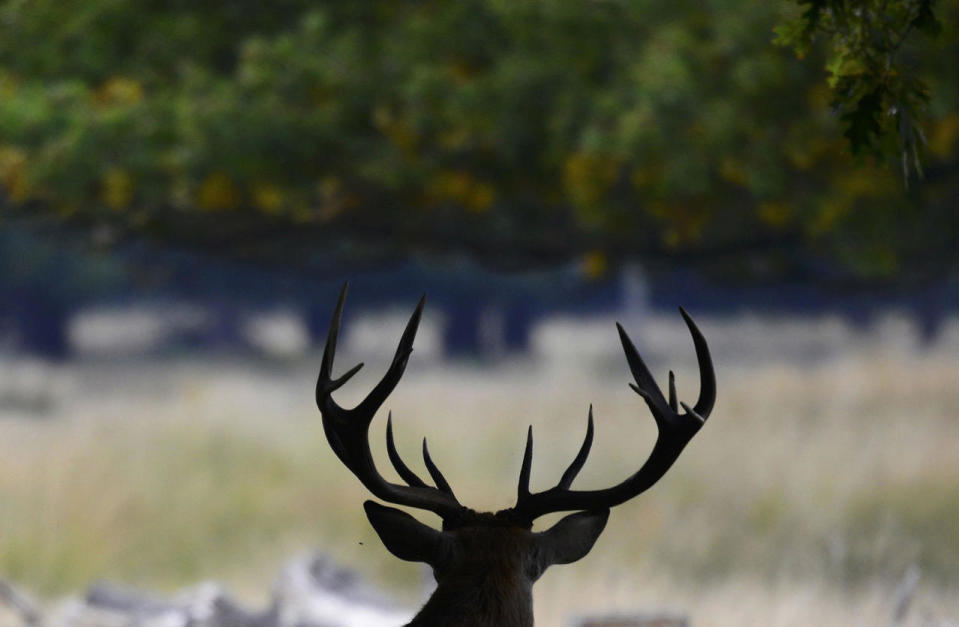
(316, 285, 716, 627)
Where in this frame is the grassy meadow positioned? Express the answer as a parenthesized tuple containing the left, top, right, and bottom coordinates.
(0, 310, 957, 625)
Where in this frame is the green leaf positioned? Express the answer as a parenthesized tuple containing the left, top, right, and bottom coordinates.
(912, 0, 942, 34)
(840, 86, 884, 155)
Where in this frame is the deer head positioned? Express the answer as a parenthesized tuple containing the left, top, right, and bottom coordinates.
(316, 284, 716, 627)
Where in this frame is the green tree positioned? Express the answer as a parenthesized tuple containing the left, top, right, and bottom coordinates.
(775, 0, 952, 179)
(1, 1, 957, 280)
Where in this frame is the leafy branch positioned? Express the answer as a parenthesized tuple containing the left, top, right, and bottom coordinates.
(775, 0, 942, 181)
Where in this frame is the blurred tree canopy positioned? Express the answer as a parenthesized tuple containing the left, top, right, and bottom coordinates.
(1, 0, 957, 281)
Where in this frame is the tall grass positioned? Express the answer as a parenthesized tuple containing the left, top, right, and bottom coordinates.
(0, 313, 957, 624)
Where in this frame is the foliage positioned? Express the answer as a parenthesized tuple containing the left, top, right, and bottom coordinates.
(775, 0, 949, 179)
(0, 1, 957, 280)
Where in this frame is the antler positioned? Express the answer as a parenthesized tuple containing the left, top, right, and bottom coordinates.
(510, 308, 715, 523)
(319, 285, 715, 528)
(316, 283, 464, 520)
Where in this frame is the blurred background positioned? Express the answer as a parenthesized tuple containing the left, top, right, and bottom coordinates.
(1, 1, 957, 625)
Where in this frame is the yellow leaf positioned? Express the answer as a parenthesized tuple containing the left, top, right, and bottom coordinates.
(197, 173, 240, 211)
(719, 158, 748, 186)
(95, 77, 144, 106)
(563, 152, 619, 215)
(427, 170, 472, 203)
(0, 146, 29, 202)
(253, 183, 285, 214)
(424, 170, 495, 213)
(379, 114, 418, 154)
(811, 201, 845, 235)
(438, 127, 471, 150)
(448, 60, 476, 84)
(466, 182, 495, 213)
(929, 114, 959, 158)
(655, 202, 708, 246)
(758, 201, 791, 228)
(581, 251, 608, 279)
(101, 167, 133, 210)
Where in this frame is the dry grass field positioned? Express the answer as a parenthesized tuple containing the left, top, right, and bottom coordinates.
(0, 310, 957, 625)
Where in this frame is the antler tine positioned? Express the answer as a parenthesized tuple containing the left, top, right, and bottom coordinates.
(511, 309, 715, 522)
(386, 413, 428, 488)
(354, 294, 426, 418)
(316, 285, 463, 520)
(557, 406, 594, 490)
(519, 406, 594, 502)
(616, 322, 668, 420)
(316, 284, 364, 404)
(679, 306, 715, 417)
(668, 371, 677, 412)
(423, 438, 456, 498)
(680, 401, 706, 425)
(316, 284, 364, 467)
(517, 426, 534, 500)
(318, 284, 345, 381)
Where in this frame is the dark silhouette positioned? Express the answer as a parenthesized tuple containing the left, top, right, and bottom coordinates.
(315, 284, 716, 626)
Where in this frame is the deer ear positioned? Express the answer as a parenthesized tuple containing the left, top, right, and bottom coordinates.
(364, 501, 451, 566)
(531, 509, 609, 578)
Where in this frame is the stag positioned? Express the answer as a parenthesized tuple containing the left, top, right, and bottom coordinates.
(316, 285, 715, 627)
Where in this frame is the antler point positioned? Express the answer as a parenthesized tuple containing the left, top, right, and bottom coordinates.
(680, 401, 706, 424)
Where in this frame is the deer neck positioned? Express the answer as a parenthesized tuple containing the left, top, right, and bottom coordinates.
(406, 572, 534, 627)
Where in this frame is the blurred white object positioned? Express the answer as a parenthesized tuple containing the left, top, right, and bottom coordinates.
(13, 553, 412, 627)
(273, 554, 414, 627)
